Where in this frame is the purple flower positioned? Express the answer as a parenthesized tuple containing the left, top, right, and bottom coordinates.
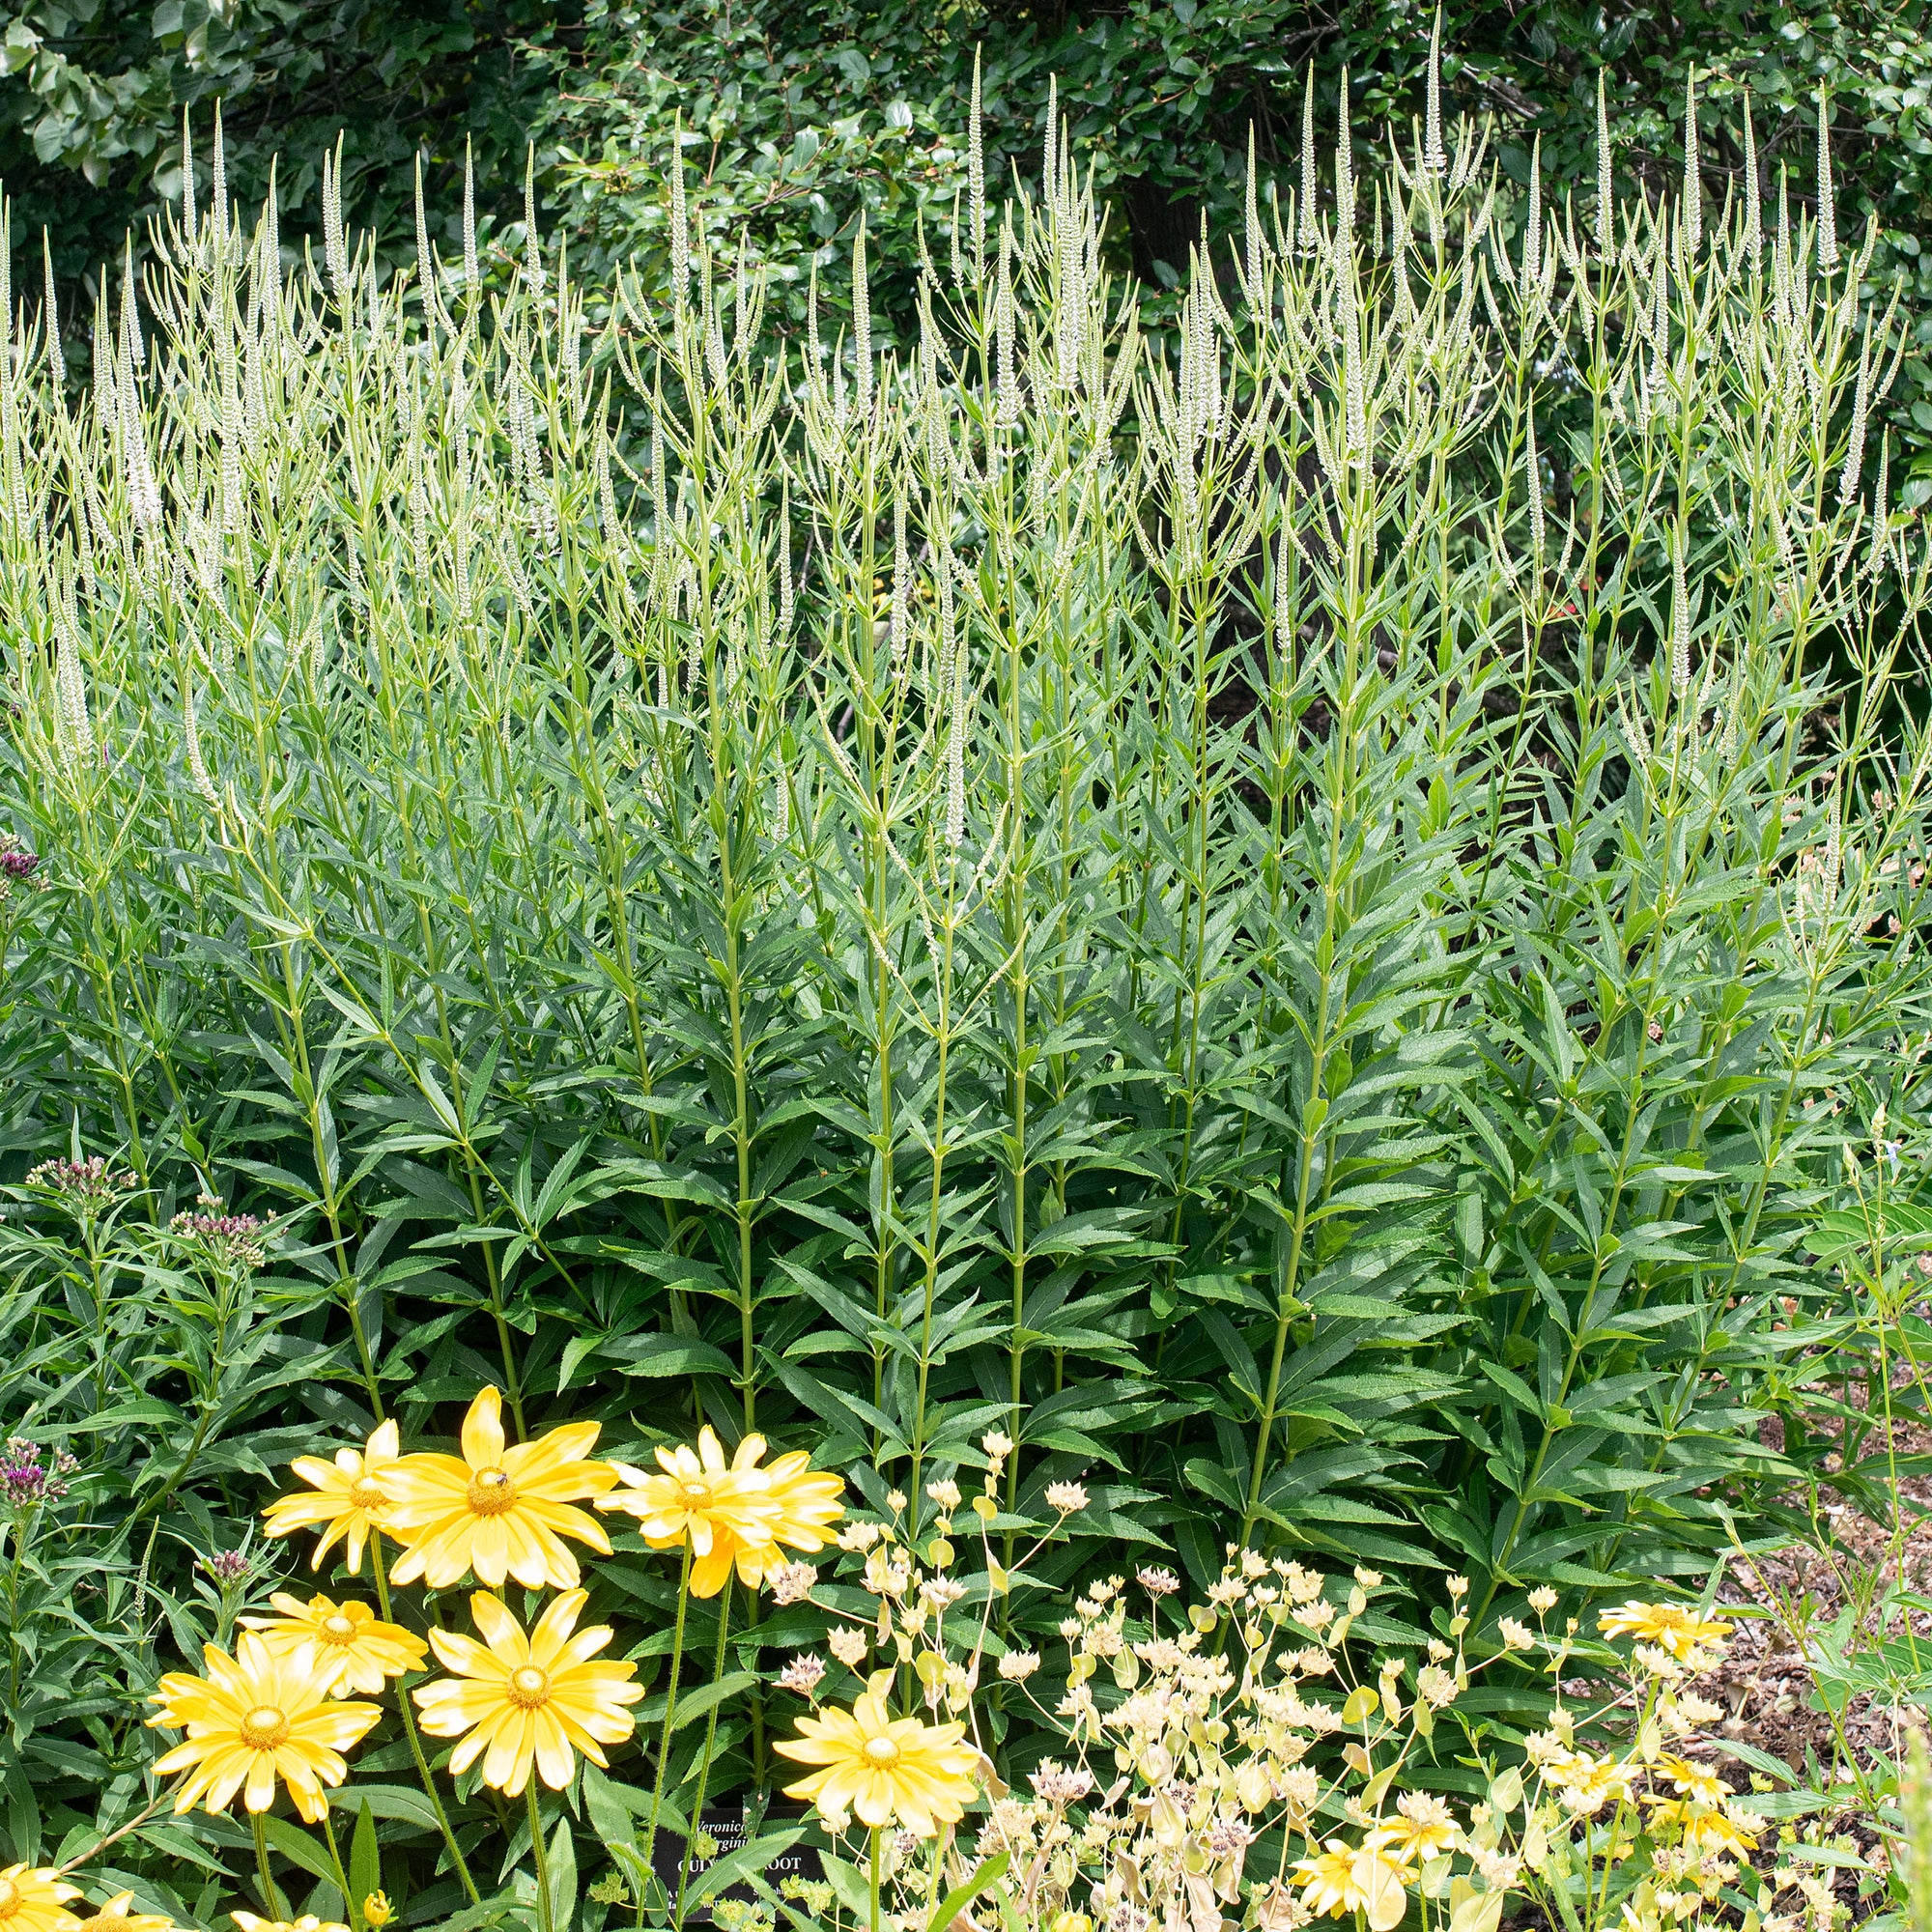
(0, 1436, 78, 1510)
(202, 1548, 252, 1585)
(24, 1156, 137, 1208)
(170, 1194, 269, 1271)
(0, 832, 43, 902)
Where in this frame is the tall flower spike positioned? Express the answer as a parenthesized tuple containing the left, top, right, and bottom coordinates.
(1742, 98, 1760, 266)
(185, 682, 218, 810)
(1298, 69, 1319, 255)
(1816, 89, 1837, 269)
(523, 147, 544, 296)
(1682, 68, 1700, 258)
(1596, 71, 1612, 253)
(40, 231, 56, 384)
(1671, 529, 1691, 696)
(669, 118, 690, 300)
(323, 144, 349, 309)
(1335, 68, 1353, 243)
(211, 101, 227, 247)
(853, 215, 871, 416)
(1042, 75, 1059, 225)
(1245, 128, 1264, 301)
(891, 493, 909, 669)
(463, 141, 479, 299)
(413, 153, 437, 323)
(1840, 331, 1870, 506)
(1523, 133, 1542, 286)
(968, 47, 985, 279)
(1424, 8, 1445, 177)
(180, 109, 196, 252)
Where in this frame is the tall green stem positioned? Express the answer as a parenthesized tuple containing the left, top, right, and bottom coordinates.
(639, 1540, 696, 1921)
(368, 1539, 479, 1903)
(526, 1785, 555, 1932)
(672, 1578, 734, 1929)
(252, 1811, 288, 1919)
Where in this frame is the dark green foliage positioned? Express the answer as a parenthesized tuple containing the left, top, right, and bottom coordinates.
(0, 0, 565, 286)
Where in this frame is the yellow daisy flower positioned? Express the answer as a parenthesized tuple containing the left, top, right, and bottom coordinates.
(598, 1426, 781, 1598)
(730, 1443, 845, 1591)
(1596, 1601, 1733, 1660)
(73, 1893, 174, 1932)
(261, 1419, 402, 1575)
(1368, 1791, 1458, 1860)
(0, 1866, 81, 1932)
(1658, 1755, 1730, 1805)
(230, 1917, 350, 1932)
(241, 1592, 428, 1695)
(1292, 1842, 1409, 1932)
(147, 1632, 382, 1823)
(412, 1588, 642, 1797)
(384, 1386, 618, 1591)
(775, 1690, 979, 1836)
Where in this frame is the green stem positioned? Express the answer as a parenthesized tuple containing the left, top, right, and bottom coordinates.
(527, 1784, 555, 1932)
(369, 1538, 480, 1903)
(673, 1579, 734, 1930)
(639, 1540, 696, 1923)
(868, 1826, 882, 1932)
(320, 1804, 352, 1914)
(252, 1811, 288, 1919)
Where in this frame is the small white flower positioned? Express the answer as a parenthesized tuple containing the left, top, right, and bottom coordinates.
(769, 1561, 817, 1606)
(777, 1654, 826, 1696)
(998, 1650, 1041, 1682)
(827, 1627, 869, 1668)
(1046, 1481, 1089, 1514)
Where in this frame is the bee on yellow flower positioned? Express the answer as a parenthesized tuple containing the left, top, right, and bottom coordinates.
(384, 1386, 619, 1591)
(1596, 1601, 1733, 1661)
(241, 1593, 427, 1694)
(72, 1893, 173, 1932)
(146, 1632, 382, 1822)
(0, 1867, 81, 1932)
(261, 1419, 403, 1575)
(412, 1588, 642, 1795)
(775, 1690, 979, 1836)
(598, 1426, 781, 1598)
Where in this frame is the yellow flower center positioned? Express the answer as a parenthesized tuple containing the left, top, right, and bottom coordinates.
(681, 1480, 711, 1504)
(508, 1666, 550, 1709)
(79, 1914, 135, 1932)
(349, 1477, 387, 1512)
(241, 1704, 291, 1749)
(0, 1879, 21, 1918)
(320, 1614, 357, 1642)
(863, 1736, 901, 1768)
(466, 1467, 518, 1515)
